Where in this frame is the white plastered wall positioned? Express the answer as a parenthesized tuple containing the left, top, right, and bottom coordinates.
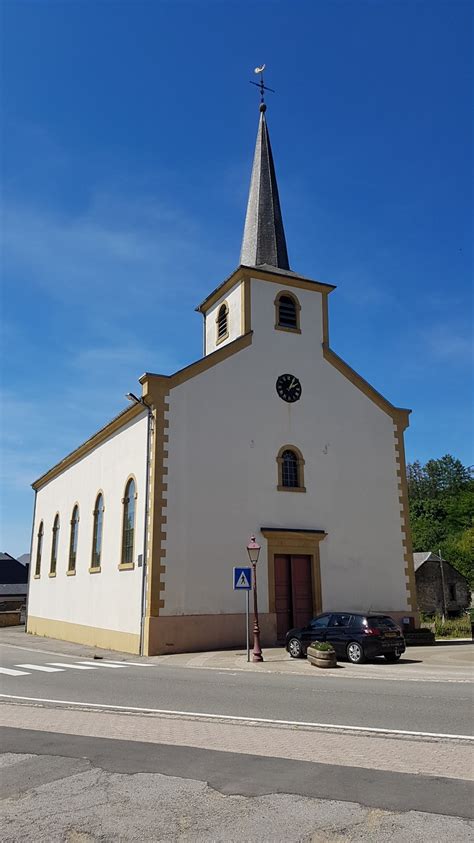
(28, 412, 148, 637)
(204, 281, 243, 354)
(163, 276, 408, 620)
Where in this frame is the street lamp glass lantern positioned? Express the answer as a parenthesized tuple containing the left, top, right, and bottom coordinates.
(246, 535, 261, 565)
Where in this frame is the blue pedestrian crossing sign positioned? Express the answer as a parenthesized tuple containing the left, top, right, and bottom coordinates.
(233, 566, 252, 590)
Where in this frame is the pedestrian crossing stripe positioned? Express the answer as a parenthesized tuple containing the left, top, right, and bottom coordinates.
(15, 664, 64, 673)
(0, 660, 156, 678)
(0, 667, 29, 676)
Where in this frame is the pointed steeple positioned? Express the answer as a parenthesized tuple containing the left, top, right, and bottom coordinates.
(240, 103, 290, 271)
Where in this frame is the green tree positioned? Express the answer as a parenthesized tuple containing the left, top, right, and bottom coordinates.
(407, 455, 474, 587)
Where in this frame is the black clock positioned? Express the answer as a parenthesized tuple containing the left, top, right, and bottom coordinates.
(276, 373, 302, 403)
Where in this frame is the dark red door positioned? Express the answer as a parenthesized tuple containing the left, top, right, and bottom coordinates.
(274, 554, 313, 640)
(274, 555, 292, 642)
(291, 555, 313, 630)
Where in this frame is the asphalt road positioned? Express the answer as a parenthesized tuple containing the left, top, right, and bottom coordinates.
(1, 638, 473, 839)
(2, 731, 473, 841)
(2, 728, 473, 823)
(1, 641, 473, 736)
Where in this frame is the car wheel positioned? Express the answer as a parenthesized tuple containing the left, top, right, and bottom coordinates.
(384, 653, 401, 662)
(347, 641, 365, 664)
(287, 637, 303, 658)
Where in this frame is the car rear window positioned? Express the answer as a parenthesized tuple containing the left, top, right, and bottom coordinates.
(367, 616, 398, 629)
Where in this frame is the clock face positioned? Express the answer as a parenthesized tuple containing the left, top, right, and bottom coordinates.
(276, 373, 302, 403)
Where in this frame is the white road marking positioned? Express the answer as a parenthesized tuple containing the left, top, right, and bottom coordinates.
(187, 664, 473, 684)
(99, 661, 155, 667)
(0, 668, 30, 676)
(45, 663, 98, 670)
(0, 693, 472, 742)
(15, 664, 64, 673)
(78, 662, 125, 669)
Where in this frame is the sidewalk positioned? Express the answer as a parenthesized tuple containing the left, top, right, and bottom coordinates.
(1, 626, 472, 683)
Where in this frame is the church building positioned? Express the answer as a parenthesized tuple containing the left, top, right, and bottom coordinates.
(27, 97, 417, 655)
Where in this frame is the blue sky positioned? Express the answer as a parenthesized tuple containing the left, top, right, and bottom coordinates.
(1, 0, 472, 556)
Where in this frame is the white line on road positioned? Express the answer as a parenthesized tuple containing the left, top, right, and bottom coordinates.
(98, 662, 155, 667)
(78, 662, 125, 669)
(0, 668, 30, 676)
(45, 663, 98, 670)
(0, 693, 472, 742)
(15, 664, 65, 673)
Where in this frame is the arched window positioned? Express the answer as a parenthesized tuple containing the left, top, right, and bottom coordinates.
(68, 505, 79, 573)
(121, 479, 136, 566)
(277, 446, 306, 492)
(275, 291, 301, 332)
(50, 514, 60, 576)
(35, 522, 44, 577)
(282, 450, 299, 487)
(91, 493, 104, 570)
(216, 302, 229, 343)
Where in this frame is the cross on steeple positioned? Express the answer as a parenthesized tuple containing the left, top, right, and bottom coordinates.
(249, 64, 275, 109)
(241, 65, 290, 271)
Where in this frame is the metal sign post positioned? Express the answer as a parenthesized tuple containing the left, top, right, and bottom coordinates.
(246, 589, 250, 662)
(233, 566, 252, 662)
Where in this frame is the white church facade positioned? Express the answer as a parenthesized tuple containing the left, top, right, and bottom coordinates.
(27, 101, 417, 655)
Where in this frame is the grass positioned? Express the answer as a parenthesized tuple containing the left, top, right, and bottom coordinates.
(420, 613, 472, 639)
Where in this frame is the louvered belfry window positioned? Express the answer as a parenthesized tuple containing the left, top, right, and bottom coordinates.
(217, 304, 228, 339)
(278, 295, 297, 329)
(282, 450, 299, 487)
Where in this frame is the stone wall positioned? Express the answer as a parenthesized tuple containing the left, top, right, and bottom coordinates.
(0, 611, 22, 627)
(415, 560, 470, 616)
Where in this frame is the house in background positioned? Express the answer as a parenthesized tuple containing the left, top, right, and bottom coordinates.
(414, 552, 471, 617)
(18, 553, 31, 567)
(0, 552, 29, 625)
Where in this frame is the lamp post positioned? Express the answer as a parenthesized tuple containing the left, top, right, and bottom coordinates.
(247, 535, 263, 662)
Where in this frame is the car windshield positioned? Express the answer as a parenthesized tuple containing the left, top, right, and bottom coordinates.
(310, 615, 331, 628)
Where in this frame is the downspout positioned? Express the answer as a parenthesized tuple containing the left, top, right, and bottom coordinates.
(139, 404, 153, 655)
(25, 488, 37, 633)
(195, 305, 206, 357)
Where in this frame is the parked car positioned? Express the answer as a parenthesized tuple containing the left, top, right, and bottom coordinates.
(285, 612, 406, 664)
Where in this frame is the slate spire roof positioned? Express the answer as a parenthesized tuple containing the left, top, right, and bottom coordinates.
(240, 103, 290, 271)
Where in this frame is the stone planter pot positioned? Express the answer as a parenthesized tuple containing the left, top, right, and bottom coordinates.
(307, 645, 337, 669)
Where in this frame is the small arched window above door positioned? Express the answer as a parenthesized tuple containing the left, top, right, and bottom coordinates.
(277, 445, 306, 492)
(275, 291, 301, 333)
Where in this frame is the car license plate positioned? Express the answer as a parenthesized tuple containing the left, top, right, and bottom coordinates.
(385, 632, 396, 638)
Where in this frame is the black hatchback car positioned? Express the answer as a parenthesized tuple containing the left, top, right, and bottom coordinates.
(285, 612, 406, 663)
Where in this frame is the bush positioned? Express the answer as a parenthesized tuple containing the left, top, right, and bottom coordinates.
(431, 614, 472, 638)
(310, 641, 335, 652)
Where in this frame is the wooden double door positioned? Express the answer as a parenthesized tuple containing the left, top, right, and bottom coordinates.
(274, 554, 314, 641)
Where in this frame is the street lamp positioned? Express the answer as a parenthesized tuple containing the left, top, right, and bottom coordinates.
(247, 535, 263, 662)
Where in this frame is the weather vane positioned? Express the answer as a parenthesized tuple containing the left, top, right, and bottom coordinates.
(249, 64, 275, 107)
